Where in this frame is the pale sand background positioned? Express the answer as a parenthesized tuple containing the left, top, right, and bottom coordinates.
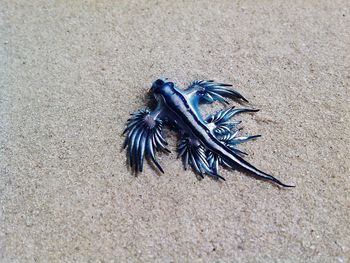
(0, 0, 349, 262)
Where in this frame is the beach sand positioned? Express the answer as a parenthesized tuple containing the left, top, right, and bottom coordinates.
(1, 0, 349, 262)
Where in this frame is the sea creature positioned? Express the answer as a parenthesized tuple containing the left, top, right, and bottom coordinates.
(123, 79, 293, 187)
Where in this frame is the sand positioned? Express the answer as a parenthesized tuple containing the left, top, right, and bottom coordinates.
(0, 0, 349, 262)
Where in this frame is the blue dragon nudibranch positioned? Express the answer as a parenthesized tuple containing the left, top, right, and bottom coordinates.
(123, 79, 294, 187)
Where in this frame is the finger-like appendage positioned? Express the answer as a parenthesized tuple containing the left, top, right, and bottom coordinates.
(178, 137, 225, 180)
(185, 80, 248, 105)
(227, 135, 261, 145)
(206, 107, 259, 126)
(123, 108, 168, 173)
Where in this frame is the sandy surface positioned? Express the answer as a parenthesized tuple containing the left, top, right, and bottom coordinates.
(1, 0, 349, 262)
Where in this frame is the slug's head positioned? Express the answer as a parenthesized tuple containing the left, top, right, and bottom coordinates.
(150, 78, 174, 100)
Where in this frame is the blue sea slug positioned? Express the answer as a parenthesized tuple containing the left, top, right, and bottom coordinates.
(123, 79, 293, 187)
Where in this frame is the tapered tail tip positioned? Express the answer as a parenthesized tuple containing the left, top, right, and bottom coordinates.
(274, 179, 295, 188)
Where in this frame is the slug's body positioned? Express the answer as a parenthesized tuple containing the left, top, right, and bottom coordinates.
(123, 79, 293, 187)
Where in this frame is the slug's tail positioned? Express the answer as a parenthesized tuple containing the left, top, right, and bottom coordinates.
(204, 106, 294, 187)
(221, 149, 295, 187)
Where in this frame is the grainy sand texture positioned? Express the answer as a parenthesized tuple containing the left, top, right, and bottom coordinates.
(1, 0, 349, 262)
